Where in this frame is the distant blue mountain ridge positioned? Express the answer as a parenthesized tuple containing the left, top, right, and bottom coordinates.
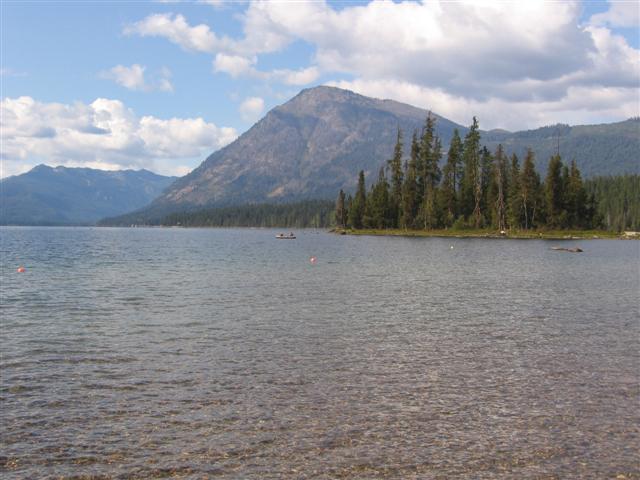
(0, 165, 176, 225)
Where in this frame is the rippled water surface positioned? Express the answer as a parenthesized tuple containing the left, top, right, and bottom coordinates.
(1, 227, 639, 479)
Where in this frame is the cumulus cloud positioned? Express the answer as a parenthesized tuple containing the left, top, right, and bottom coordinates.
(213, 53, 257, 77)
(100, 64, 174, 92)
(241, 1, 598, 100)
(272, 66, 319, 86)
(590, 1, 640, 28)
(127, 12, 310, 84)
(126, 1, 639, 128)
(249, 0, 639, 128)
(239, 96, 264, 122)
(213, 53, 319, 85)
(102, 64, 146, 90)
(0, 96, 237, 178)
(328, 78, 639, 131)
(124, 13, 229, 53)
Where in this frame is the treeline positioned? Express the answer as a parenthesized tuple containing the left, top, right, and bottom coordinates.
(585, 175, 640, 231)
(335, 115, 603, 232)
(161, 200, 334, 228)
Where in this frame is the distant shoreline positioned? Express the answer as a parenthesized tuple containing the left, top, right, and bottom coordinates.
(2, 224, 638, 240)
(332, 228, 637, 240)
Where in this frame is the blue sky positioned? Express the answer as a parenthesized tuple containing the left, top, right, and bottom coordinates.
(2, 0, 638, 178)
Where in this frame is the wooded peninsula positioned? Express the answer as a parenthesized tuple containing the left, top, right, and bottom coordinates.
(334, 115, 639, 236)
(150, 115, 638, 234)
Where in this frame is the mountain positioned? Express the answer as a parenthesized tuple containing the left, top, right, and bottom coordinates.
(0, 165, 176, 225)
(105, 86, 639, 224)
(482, 119, 640, 178)
(152, 86, 463, 209)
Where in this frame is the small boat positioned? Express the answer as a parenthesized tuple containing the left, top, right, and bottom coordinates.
(276, 232, 296, 239)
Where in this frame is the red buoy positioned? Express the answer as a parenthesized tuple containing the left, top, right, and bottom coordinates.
(309, 256, 317, 265)
(17, 266, 25, 273)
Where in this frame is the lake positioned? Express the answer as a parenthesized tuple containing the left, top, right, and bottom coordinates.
(1, 227, 638, 479)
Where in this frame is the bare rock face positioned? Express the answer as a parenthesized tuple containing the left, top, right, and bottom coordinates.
(155, 86, 462, 209)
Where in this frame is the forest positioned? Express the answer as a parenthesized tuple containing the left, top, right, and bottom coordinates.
(160, 200, 334, 228)
(585, 175, 640, 232)
(335, 115, 639, 233)
(155, 114, 638, 232)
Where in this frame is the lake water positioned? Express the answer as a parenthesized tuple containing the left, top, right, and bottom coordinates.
(1, 227, 638, 479)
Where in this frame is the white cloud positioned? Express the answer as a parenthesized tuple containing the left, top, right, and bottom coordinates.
(213, 53, 257, 77)
(0, 68, 27, 77)
(102, 64, 146, 90)
(100, 64, 174, 92)
(157, 66, 174, 92)
(126, 12, 305, 81)
(124, 13, 228, 53)
(247, 0, 639, 128)
(126, 1, 639, 128)
(196, 0, 227, 7)
(239, 96, 264, 122)
(590, 1, 640, 28)
(327, 78, 639, 131)
(272, 66, 319, 86)
(213, 53, 319, 85)
(0, 96, 237, 178)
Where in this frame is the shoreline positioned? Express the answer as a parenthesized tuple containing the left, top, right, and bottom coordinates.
(332, 228, 637, 240)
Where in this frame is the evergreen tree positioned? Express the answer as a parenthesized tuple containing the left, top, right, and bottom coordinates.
(363, 184, 375, 228)
(461, 117, 482, 226)
(422, 135, 442, 228)
(585, 192, 601, 229)
(333, 116, 621, 234)
(480, 146, 494, 226)
(416, 113, 435, 205)
(369, 167, 391, 228)
(387, 128, 404, 228)
(441, 129, 463, 226)
(520, 149, 542, 229)
(414, 113, 442, 229)
(508, 154, 522, 229)
(545, 154, 565, 228)
(335, 189, 347, 228)
(566, 160, 587, 228)
(349, 170, 367, 229)
(401, 130, 420, 228)
(493, 144, 508, 231)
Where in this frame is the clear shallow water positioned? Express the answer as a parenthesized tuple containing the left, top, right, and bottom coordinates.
(1, 227, 638, 479)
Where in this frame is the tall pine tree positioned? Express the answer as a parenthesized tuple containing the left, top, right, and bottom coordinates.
(545, 154, 565, 228)
(401, 130, 420, 229)
(441, 129, 463, 226)
(520, 149, 541, 229)
(335, 189, 347, 228)
(461, 117, 482, 226)
(348, 170, 367, 229)
(369, 167, 391, 228)
(566, 160, 587, 228)
(508, 154, 522, 229)
(387, 128, 404, 228)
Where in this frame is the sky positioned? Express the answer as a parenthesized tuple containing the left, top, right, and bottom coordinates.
(1, 0, 639, 178)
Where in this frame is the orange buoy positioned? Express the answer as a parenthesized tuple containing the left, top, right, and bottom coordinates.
(17, 266, 25, 273)
(309, 256, 317, 265)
